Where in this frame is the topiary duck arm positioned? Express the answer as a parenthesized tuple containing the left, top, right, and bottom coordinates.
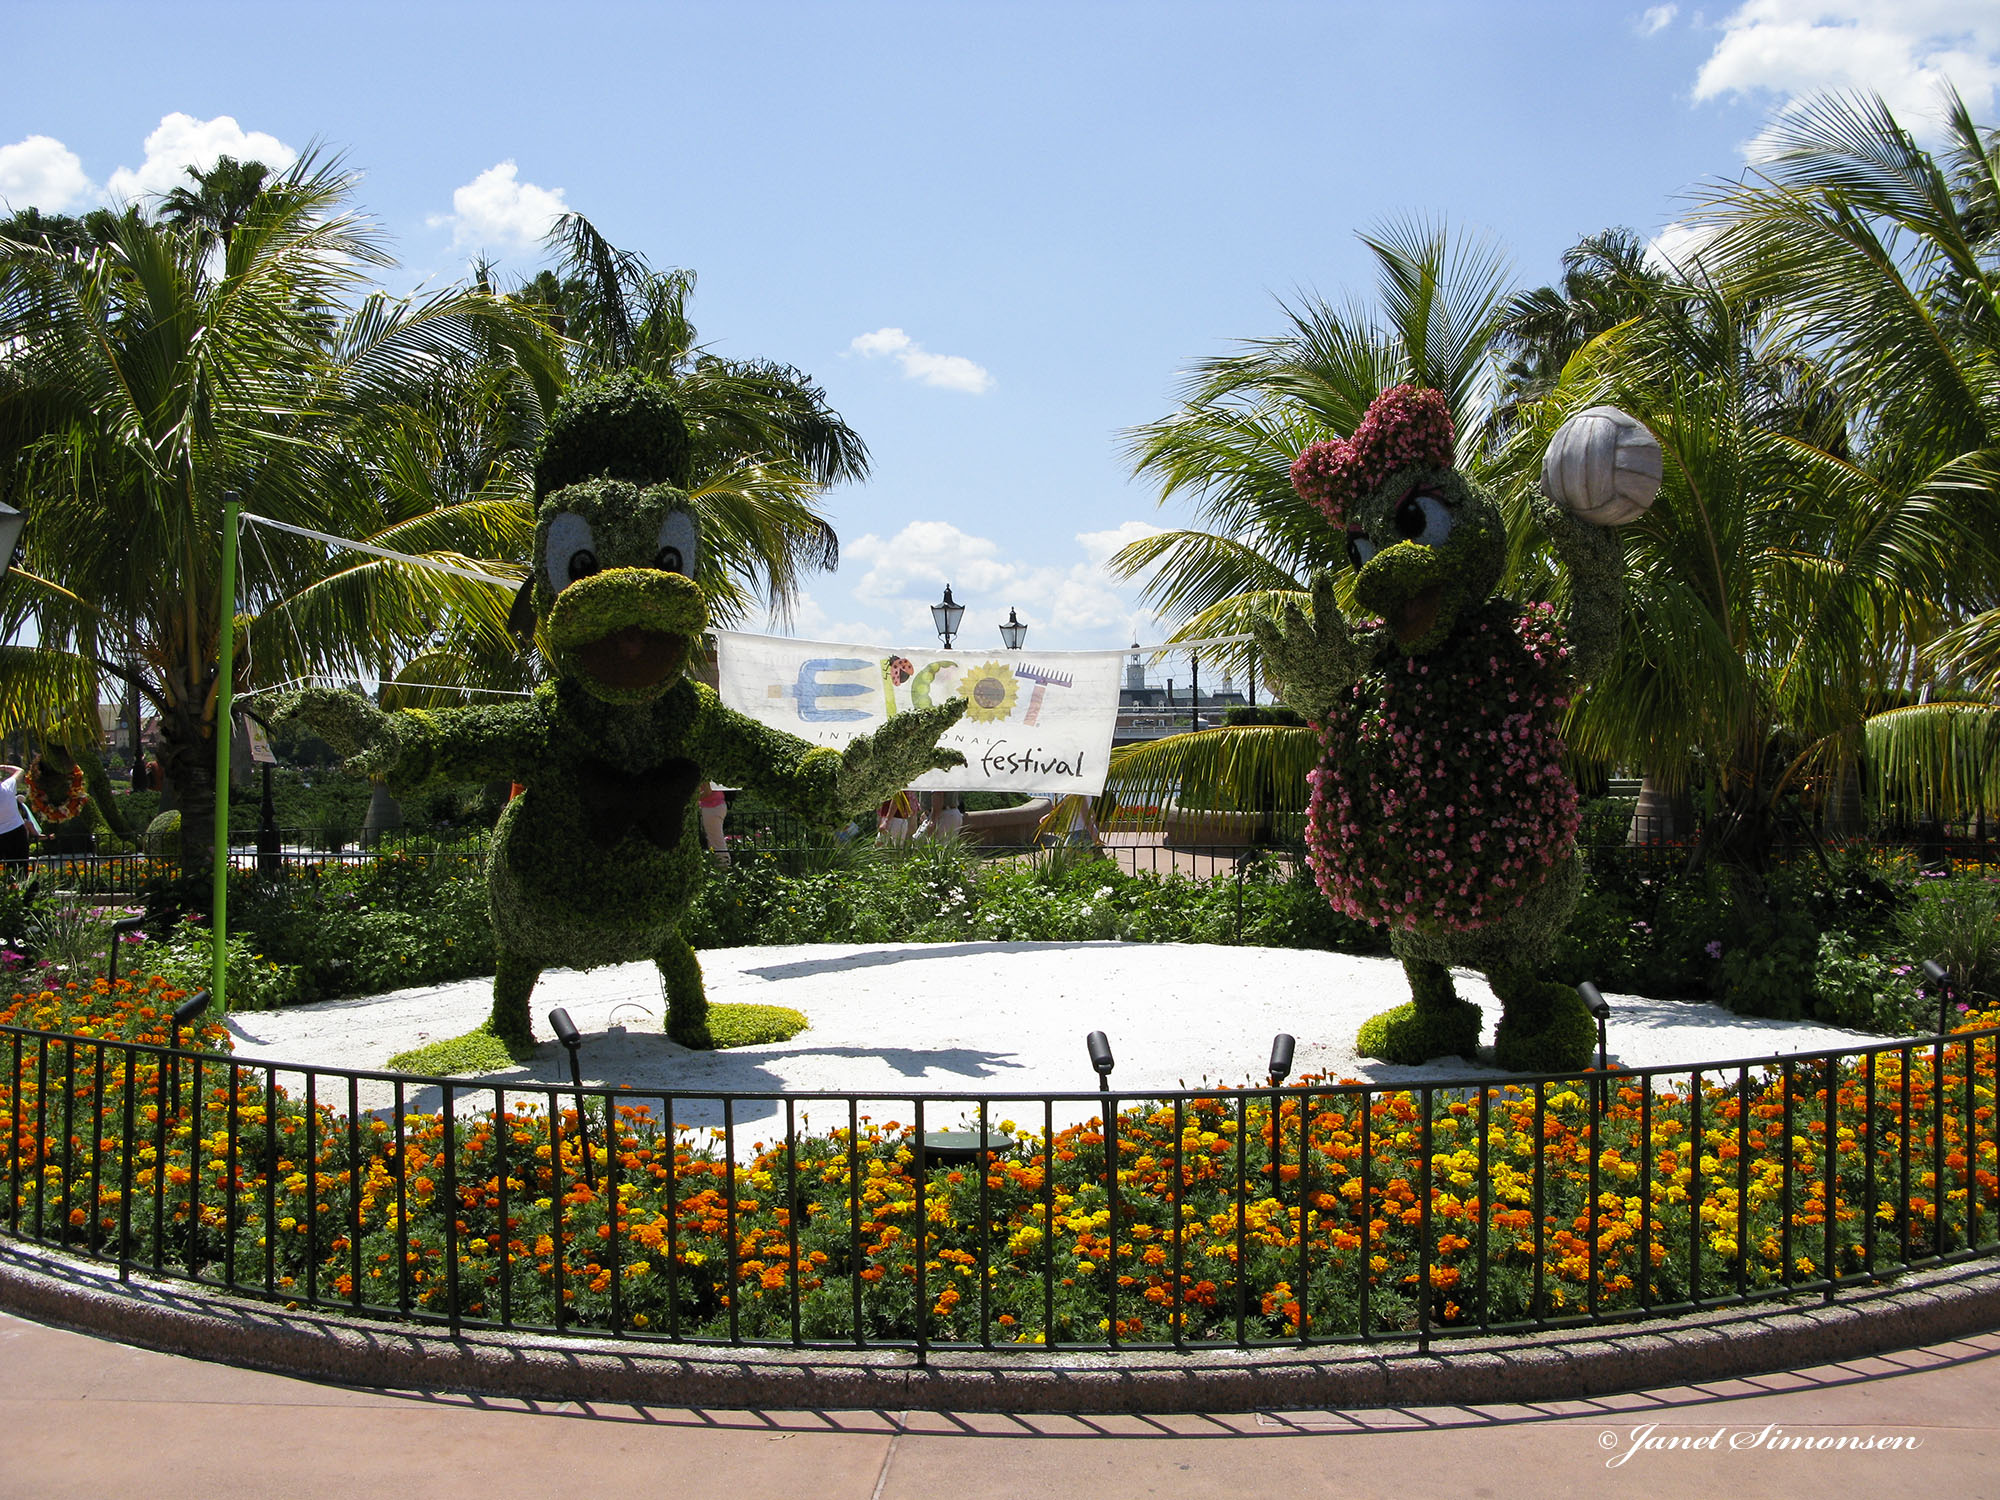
(275, 687, 555, 795)
(684, 686, 967, 823)
(1531, 491, 1625, 687)
(1249, 570, 1378, 724)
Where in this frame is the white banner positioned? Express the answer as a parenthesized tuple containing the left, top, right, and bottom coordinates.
(713, 631, 1126, 794)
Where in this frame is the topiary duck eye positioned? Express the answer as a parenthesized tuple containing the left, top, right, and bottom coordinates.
(655, 546, 683, 572)
(1393, 491, 1455, 547)
(1347, 532, 1378, 570)
(566, 549, 600, 583)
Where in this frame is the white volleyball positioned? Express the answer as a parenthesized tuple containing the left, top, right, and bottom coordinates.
(1540, 405, 1662, 526)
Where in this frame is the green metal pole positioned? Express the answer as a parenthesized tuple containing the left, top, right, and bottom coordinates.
(211, 493, 240, 1011)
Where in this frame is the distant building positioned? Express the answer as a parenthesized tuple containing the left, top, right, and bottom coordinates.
(1114, 643, 1249, 744)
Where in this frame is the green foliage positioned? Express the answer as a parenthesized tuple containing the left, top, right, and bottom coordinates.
(24, 900, 133, 983)
(191, 850, 495, 1003)
(1357, 996, 1483, 1065)
(387, 1024, 518, 1076)
(144, 810, 182, 860)
(1222, 704, 1307, 727)
(137, 914, 307, 1013)
(1811, 936, 1928, 1034)
(707, 1003, 810, 1048)
(533, 371, 690, 494)
(1896, 874, 2000, 1006)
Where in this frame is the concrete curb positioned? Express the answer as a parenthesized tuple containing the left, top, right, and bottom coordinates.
(4, 1242, 1999, 1412)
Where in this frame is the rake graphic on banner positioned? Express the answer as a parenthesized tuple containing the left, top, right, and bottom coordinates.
(1014, 664, 1072, 726)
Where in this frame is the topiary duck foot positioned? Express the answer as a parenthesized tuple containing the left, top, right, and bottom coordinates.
(1356, 997, 1483, 1065)
(386, 1021, 537, 1077)
(666, 1010, 714, 1050)
(1490, 979, 1597, 1074)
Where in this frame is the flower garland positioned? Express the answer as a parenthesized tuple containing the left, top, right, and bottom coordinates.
(23, 757, 88, 825)
(1304, 599, 1580, 932)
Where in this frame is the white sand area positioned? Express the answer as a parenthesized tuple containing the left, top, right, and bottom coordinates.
(224, 942, 1895, 1135)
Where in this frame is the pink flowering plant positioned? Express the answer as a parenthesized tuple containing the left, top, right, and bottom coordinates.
(1255, 384, 1632, 1073)
(1306, 600, 1580, 932)
(1289, 385, 1456, 528)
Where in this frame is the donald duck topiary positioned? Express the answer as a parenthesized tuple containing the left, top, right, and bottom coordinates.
(1255, 388, 1658, 1072)
(286, 373, 966, 1059)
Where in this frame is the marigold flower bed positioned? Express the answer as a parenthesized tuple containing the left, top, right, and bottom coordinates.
(4, 975, 1998, 1347)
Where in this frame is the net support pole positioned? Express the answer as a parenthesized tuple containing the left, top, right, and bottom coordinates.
(211, 492, 240, 1011)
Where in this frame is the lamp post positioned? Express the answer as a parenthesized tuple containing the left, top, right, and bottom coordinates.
(930, 585, 965, 649)
(1000, 608, 1027, 650)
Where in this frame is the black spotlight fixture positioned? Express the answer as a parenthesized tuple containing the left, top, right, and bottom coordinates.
(548, 1007, 595, 1188)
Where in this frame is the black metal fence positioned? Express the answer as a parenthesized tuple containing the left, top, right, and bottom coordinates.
(3, 1012, 1995, 1355)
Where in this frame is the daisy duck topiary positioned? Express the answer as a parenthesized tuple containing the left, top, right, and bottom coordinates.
(285, 373, 966, 1055)
(1254, 387, 1658, 1072)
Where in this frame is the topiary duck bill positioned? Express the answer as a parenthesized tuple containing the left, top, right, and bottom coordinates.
(282, 372, 966, 1065)
(1258, 385, 1660, 1073)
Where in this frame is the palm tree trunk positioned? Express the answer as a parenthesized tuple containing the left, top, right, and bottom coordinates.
(159, 708, 216, 883)
(362, 779, 403, 847)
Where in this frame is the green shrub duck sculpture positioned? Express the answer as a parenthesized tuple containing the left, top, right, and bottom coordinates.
(1254, 388, 1659, 1072)
(285, 374, 966, 1058)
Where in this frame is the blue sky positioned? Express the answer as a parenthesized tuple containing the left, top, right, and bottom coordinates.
(5, 1, 1998, 653)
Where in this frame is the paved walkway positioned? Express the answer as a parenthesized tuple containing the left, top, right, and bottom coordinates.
(2, 1308, 1994, 1498)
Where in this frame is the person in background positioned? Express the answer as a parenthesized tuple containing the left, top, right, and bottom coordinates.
(0, 764, 27, 868)
(697, 781, 729, 865)
(878, 788, 917, 844)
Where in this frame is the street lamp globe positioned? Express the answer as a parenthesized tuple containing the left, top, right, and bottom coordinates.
(931, 585, 965, 648)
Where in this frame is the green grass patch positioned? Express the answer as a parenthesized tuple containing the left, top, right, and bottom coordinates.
(707, 1002, 809, 1048)
(387, 1022, 526, 1076)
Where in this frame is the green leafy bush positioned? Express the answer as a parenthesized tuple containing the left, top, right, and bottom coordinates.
(139, 914, 307, 1012)
(1897, 872, 2000, 1005)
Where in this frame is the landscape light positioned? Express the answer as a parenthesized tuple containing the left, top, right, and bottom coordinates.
(169, 990, 211, 1110)
(1086, 1030, 1114, 1092)
(105, 913, 145, 990)
(548, 1007, 595, 1188)
(1578, 980, 1612, 1115)
(1922, 959, 1953, 1037)
(999, 607, 1027, 650)
(1268, 1033, 1295, 1087)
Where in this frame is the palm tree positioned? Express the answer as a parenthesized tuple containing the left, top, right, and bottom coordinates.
(0, 154, 561, 875)
(1657, 89, 2000, 839)
(1102, 219, 1516, 825)
(1493, 227, 1668, 420)
(156, 155, 275, 249)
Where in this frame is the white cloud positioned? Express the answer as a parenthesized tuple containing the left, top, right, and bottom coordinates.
(1693, 1, 2000, 126)
(848, 327, 994, 394)
(1644, 219, 1721, 272)
(0, 135, 95, 212)
(429, 161, 568, 251)
(104, 113, 297, 203)
(1638, 5, 1678, 38)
